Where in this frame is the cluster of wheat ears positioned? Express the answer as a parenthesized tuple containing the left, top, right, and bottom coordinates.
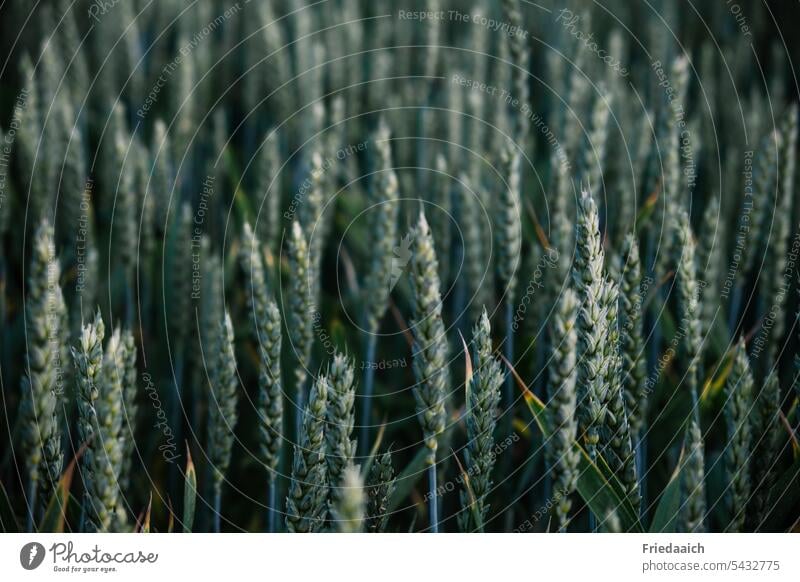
(0, 0, 798, 533)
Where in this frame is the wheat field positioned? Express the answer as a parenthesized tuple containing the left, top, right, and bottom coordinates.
(0, 0, 798, 534)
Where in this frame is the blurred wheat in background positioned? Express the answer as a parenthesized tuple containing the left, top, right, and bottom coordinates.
(0, 0, 799, 533)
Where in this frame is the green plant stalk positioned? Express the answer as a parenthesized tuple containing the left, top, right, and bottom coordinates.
(428, 465, 438, 533)
(268, 479, 277, 533)
(213, 489, 222, 533)
(26, 481, 37, 533)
